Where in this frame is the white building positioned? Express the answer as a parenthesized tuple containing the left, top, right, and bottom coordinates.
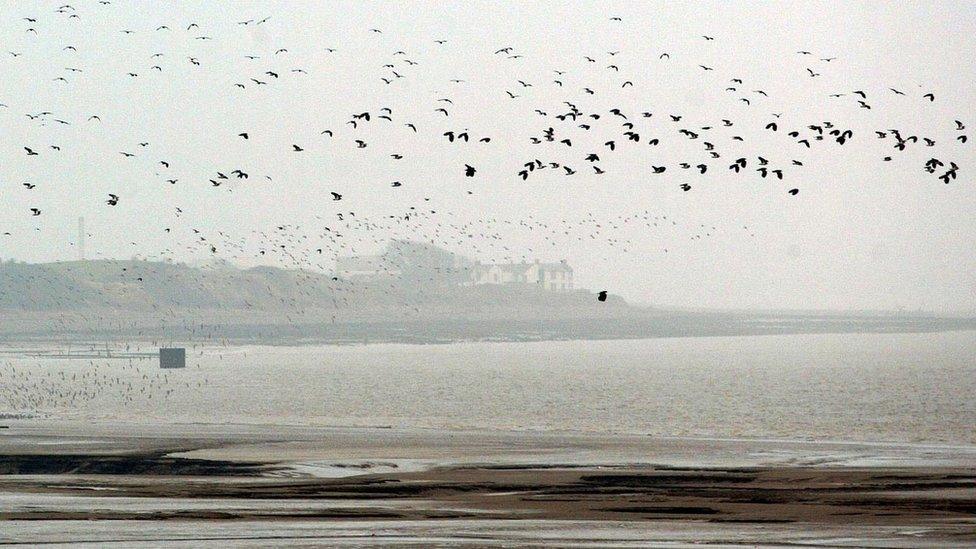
(335, 241, 575, 291)
(467, 260, 574, 291)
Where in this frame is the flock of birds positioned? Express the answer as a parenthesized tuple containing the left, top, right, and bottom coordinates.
(1, 4, 971, 286)
(1, 3, 970, 301)
(0, 3, 972, 415)
(0, 351, 210, 413)
(5, 4, 967, 220)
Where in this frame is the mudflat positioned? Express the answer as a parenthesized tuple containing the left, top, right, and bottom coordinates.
(0, 422, 974, 546)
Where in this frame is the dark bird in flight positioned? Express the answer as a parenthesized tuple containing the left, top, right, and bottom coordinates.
(788, 188, 799, 195)
(292, 144, 303, 151)
(331, 192, 342, 200)
(597, 291, 608, 302)
(106, 194, 119, 205)
(239, 132, 248, 139)
(24, 147, 38, 156)
(464, 164, 476, 177)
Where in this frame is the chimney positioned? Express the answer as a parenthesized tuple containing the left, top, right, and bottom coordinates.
(78, 217, 85, 261)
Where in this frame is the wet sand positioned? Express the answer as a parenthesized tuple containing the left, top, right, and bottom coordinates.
(1, 422, 974, 546)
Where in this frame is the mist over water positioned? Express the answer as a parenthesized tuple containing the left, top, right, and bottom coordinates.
(5, 330, 974, 445)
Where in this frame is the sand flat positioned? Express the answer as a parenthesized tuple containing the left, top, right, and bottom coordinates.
(0, 421, 974, 546)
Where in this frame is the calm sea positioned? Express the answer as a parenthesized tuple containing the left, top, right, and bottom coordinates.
(2, 330, 974, 445)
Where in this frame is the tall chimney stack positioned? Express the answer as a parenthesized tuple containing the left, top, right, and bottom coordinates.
(78, 217, 85, 261)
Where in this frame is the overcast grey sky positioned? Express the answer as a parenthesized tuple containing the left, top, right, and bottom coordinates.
(1, 1, 975, 311)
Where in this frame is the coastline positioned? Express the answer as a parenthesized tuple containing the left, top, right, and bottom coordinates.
(4, 310, 976, 347)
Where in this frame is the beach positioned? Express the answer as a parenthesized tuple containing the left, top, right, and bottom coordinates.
(0, 421, 974, 546)
(1, 332, 975, 545)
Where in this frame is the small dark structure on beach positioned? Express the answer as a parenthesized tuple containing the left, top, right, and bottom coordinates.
(159, 348, 186, 369)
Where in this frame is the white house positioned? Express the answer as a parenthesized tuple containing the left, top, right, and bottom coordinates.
(467, 260, 574, 291)
(335, 241, 575, 291)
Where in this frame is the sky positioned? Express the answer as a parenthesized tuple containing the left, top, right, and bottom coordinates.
(1, 0, 975, 312)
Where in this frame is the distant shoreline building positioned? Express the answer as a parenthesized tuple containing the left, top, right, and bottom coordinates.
(465, 260, 574, 291)
(335, 240, 574, 291)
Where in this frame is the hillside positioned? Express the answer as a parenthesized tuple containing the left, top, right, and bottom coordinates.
(4, 260, 974, 344)
(0, 259, 618, 312)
